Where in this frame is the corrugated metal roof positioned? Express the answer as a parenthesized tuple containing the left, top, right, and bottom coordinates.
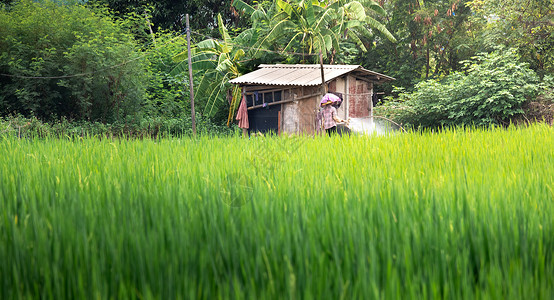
(229, 64, 394, 86)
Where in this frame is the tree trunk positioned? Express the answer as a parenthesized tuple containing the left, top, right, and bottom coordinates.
(425, 46, 430, 79)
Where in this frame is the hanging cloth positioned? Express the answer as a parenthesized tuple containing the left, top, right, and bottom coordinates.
(236, 95, 249, 129)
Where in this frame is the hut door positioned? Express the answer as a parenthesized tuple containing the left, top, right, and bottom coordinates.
(248, 105, 281, 135)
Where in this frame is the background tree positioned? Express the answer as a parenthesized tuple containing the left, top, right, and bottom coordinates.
(233, 0, 396, 64)
(87, 0, 250, 32)
(376, 48, 544, 128)
(0, 0, 148, 122)
(467, 0, 554, 77)
(360, 0, 479, 94)
(172, 14, 252, 125)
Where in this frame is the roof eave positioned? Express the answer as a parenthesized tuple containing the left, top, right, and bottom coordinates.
(229, 64, 395, 86)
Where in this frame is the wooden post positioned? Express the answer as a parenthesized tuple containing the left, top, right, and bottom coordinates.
(277, 110, 281, 136)
(145, 11, 156, 46)
(369, 82, 374, 117)
(242, 87, 248, 138)
(345, 76, 350, 120)
(318, 52, 327, 136)
(319, 51, 327, 96)
(186, 14, 197, 136)
(369, 82, 374, 131)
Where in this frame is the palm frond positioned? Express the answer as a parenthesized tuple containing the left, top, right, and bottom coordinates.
(253, 19, 294, 55)
(216, 58, 233, 73)
(282, 32, 303, 52)
(232, 0, 256, 15)
(305, 0, 315, 26)
(204, 78, 226, 117)
(196, 39, 219, 50)
(344, 1, 367, 21)
(276, 0, 293, 16)
(347, 29, 367, 51)
(365, 16, 396, 42)
(217, 14, 232, 47)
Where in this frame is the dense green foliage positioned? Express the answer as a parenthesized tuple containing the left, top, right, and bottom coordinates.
(0, 0, 228, 131)
(1, 0, 552, 130)
(360, 0, 479, 90)
(172, 14, 248, 125)
(88, 0, 244, 31)
(233, 0, 395, 63)
(0, 114, 233, 138)
(1, 126, 553, 298)
(141, 32, 191, 119)
(376, 48, 548, 127)
(0, 0, 148, 122)
(361, 0, 553, 93)
(1, 2, 553, 298)
(467, 0, 554, 77)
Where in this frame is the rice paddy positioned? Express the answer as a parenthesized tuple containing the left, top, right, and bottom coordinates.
(1, 125, 553, 299)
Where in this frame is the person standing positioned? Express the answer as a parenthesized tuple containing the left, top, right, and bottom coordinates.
(320, 93, 346, 136)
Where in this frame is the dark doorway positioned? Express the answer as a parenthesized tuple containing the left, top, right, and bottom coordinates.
(248, 105, 281, 135)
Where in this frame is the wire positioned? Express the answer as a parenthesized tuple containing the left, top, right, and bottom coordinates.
(0, 29, 316, 80)
(190, 30, 318, 57)
(0, 56, 144, 79)
(0, 29, 366, 80)
(0, 33, 186, 80)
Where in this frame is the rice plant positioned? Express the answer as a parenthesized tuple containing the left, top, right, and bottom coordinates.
(0, 125, 552, 299)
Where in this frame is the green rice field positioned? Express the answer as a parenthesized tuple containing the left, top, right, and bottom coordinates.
(1, 125, 553, 299)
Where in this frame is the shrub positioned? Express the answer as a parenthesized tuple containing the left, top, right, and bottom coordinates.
(0, 114, 232, 138)
(141, 31, 191, 119)
(0, 0, 148, 123)
(381, 48, 542, 128)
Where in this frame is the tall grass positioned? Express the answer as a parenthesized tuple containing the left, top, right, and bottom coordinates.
(0, 125, 552, 299)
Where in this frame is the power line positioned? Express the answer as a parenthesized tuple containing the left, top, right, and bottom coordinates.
(190, 30, 318, 58)
(0, 57, 144, 79)
(0, 28, 323, 80)
(0, 33, 186, 80)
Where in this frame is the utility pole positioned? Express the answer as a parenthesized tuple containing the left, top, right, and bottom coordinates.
(319, 51, 327, 96)
(186, 14, 197, 136)
(318, 51, 327, 135)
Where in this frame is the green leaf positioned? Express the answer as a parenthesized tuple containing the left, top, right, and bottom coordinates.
(232, 0, 256, 15)
(344, 1, 366, 21)
(276, 0, 293, 16)
(365, 16, 396, 42)
(252, 9, 268, 24)
(172, 51, 188, 63)
(305, 0, 315, 26)
(283, 32, 304, 52)
(347, 30, 367, 52)
(217, 14, 232, 53)
(233, 49, 245, 61)
(197, 39, 219, 50)
(253, 19, 294, 54)
(362, 0, 387, 16)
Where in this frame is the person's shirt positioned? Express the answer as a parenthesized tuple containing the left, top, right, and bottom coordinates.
(322, 105, 337, 129)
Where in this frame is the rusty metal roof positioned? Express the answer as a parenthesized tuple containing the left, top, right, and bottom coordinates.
(229, 64, 395, 86)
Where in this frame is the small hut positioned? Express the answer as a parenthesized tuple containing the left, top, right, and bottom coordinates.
(229, 64, 394, 134)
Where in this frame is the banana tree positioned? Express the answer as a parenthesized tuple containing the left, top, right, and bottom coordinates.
(172, 14, 248, 126)
(329, 0, 397, 46)
(233, 0, 396, 62)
